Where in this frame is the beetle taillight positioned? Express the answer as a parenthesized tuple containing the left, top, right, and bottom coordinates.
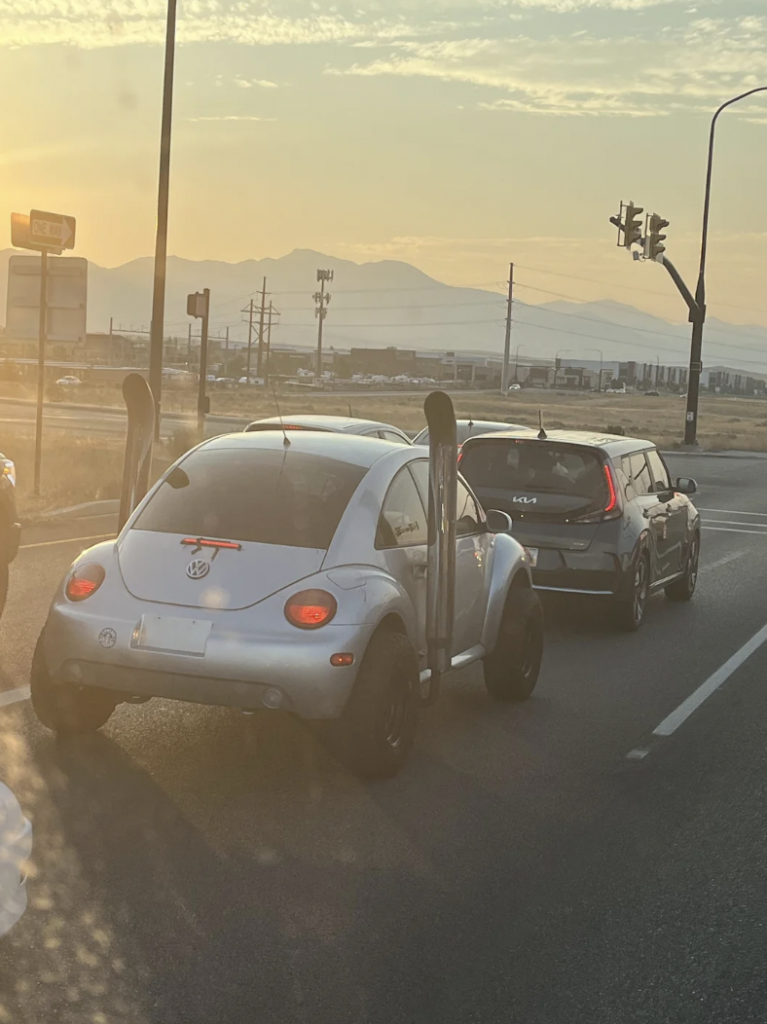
(66, 564, 106, 602)
(284, 590, 337, 629)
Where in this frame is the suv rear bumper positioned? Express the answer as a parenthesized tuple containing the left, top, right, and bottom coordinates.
(531, 549, 620, 596)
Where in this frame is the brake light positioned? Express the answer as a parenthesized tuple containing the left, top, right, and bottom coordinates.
(284, 589, 338, 629)
(457, 448, 464, 466)
(66, 563, 106, 601)
(603, 463, 618, 514)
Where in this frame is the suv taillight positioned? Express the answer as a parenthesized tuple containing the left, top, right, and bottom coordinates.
(572, 464, 622, 524)
(284, 589, 337, 629)
(66, 564, 106, 601)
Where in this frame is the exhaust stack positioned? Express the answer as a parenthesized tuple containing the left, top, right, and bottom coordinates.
(424, 391, 457, 705)
(119, 373, 156, 530)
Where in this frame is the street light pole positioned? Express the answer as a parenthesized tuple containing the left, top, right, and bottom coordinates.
(684, 86, 767, 446)
(148, 0, 178, 440)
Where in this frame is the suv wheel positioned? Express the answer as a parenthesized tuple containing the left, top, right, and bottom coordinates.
(666, 533, 700, 603)
(483, 588, 544, 702)
(30, 631, 117, 734)
(330, 629, 419, 779)
(613, 553, 650, 632)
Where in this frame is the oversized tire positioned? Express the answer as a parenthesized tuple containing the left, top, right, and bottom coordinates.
(613, 552, 650, 632)
(0, 561, 7, 620)
(30, 632, 117, 734)
(332, 629, 419, 780)
(483, 588, 543, 702)
(666, 532, 700, 603)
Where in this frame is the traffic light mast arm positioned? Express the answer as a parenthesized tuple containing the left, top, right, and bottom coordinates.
(657, 256, 703, 323)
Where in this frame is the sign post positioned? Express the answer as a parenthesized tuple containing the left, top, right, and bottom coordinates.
(187, 289, 210, 438)
(11, 209, 76, 495)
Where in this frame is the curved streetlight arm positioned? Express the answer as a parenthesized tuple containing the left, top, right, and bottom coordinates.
(697, 86, 767, 305)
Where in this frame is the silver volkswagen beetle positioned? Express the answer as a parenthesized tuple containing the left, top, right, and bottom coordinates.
(31, 429, 542, 777)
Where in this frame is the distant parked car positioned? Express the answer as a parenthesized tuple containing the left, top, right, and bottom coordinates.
(55, 376, 81, 387)
(413, 419, 534, 451)
(246, 414, 413, 445)
(0, 781, 32, 938)
(507, 384, 522, 392)
(644, 390, 661, 397)
(238, 377, 264, 387)
(0, 452, 20, 617)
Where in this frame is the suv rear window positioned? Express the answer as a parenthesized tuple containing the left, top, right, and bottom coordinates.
(460, 439, 607, 516)
(133, 448, 366, 549)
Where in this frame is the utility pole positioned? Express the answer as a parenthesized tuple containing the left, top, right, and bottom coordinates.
(314, 269, 334, 381)
(187, 323, 192, 367)
(224, 326, 229, 374)
(148, 0, 178, 439)
(243, 298, 255, 379)
(501, 262, 514, 394)
(265, 302, 274, 384)
(655, 355, 660, 389)
(256, 277, 267, 378)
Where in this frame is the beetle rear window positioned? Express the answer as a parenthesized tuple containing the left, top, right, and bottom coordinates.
(133, 449, 366, 549)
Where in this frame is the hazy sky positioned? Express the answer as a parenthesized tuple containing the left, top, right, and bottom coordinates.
(1, 0, 766, 326)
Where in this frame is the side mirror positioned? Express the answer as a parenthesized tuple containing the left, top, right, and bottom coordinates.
(675, 476, 697, 495)
(486, 509, 512, 533)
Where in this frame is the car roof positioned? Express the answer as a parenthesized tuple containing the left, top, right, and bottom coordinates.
(462, 427, 655, 457)
(196, 429, 407, 469)
(246, 414, 401, 433)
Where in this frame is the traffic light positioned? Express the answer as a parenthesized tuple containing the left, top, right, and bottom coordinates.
(645, 213, 668, 262)
(623, 203, 644, 250)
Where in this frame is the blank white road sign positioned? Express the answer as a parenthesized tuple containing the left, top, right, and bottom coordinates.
(5, 255, 88, 343)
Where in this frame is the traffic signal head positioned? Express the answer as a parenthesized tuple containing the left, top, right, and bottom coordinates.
(645, 213, 669, 262)
(624, 203, 644, 250)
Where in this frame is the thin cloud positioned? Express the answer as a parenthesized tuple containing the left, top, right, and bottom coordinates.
(234, 78, 279, 89)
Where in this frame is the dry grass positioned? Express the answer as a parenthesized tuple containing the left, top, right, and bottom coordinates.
(4, 389, 767, 516)
(224, 389, 767, 453)
(3, 433, 172, 517)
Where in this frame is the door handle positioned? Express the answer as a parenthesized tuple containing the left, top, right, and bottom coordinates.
(412, 562, 428, 579)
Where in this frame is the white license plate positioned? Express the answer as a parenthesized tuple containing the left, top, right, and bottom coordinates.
(525, 547, 539, 567)
(133, 615, 212, 656)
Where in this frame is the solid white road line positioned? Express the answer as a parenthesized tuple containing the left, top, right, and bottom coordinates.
(700, 508, 767, 517)
(653, 621, 767, 738)
(20, 534, 114, 551)
(0, 687, 30, 708)
(703, 526, 767, 536)
(702, 519, 767, 528)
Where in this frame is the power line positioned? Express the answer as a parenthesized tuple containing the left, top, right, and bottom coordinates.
(281, 318, 503, 329)
(514, 261, 767, 316)
(515, 281, 767, 357)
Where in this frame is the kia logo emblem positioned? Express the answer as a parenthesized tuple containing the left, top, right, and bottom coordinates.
(186, 558, 210, 580)
(512, 496, 537, 504)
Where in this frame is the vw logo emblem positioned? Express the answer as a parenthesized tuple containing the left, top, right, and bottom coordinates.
(186, 558, 210, 580)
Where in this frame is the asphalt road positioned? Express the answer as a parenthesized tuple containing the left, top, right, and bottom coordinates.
(2, 454, 767, 1023)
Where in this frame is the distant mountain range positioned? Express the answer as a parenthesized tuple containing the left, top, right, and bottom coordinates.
(2, 247, 766, 375)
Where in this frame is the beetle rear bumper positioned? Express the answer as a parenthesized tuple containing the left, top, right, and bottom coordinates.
(44, 602, 376, 720)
